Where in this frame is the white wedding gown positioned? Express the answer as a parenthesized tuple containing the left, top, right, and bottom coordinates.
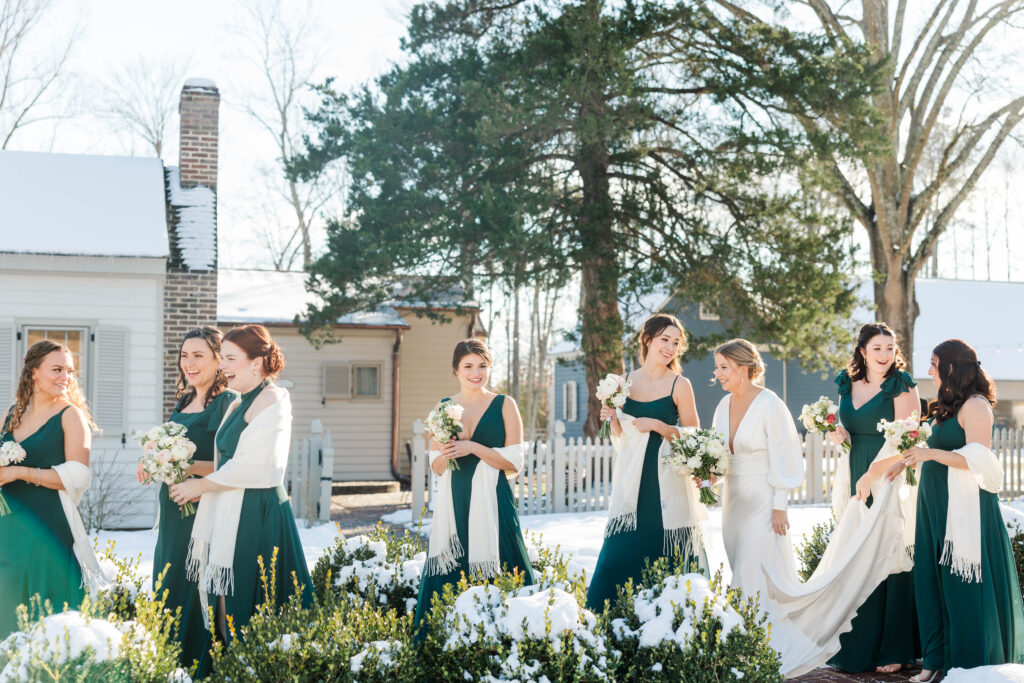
(714, 389, 908, 679)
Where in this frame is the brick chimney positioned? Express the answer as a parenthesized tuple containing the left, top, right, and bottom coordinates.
(162, 78, 221, 416)
(178, 79, 219, 188)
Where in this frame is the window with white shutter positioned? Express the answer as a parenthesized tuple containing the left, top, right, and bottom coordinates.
(92, 327, 128, 437)
(562, 381, 578, 422)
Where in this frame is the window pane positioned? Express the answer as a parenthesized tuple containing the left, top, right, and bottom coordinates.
(354, 366, 379, 396)
(25, 327, 85, 382)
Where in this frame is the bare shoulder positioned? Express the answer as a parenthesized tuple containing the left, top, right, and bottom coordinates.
(961, 395, 994, 422)
(673, 375, 694, 395)
(61, 403, 90, 432)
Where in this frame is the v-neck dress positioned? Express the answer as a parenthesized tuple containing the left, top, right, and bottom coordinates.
(914, 413, 1024, 673)
(828, 370, 920, 672)
(414, 395, 534, 634)
(0, 406, 84, 637)
(585, 376, 708, 612)
(153, 389, 237, 670)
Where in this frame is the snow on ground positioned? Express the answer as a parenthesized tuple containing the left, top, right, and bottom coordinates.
(946, 664, 1024, 682)
(94, 522, 341, 586)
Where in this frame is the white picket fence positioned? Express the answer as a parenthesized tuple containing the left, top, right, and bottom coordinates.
(410, 420, 1024, 516)
(285, 419, 336, 524)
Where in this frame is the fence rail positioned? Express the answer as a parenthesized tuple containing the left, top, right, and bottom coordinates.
(411, 420, 1024, 517)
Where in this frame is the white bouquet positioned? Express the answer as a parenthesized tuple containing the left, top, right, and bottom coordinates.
(660, 426, 728, 505)
(799, 396, 850, 451)
(426, 402, 465, 471)
(877, 411, 932, 486)
(132, 422, 198, 516)
(595, 374, 632, 440)
(0, 440, 27, 516)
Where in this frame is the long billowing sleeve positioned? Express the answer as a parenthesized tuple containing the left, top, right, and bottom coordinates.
(763, 393, 804, 511)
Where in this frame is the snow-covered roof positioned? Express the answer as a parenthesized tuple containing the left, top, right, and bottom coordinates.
(0, 150, 168, 258)
(218, 269, 408, 327)
(183, 77, 218, 91)
(904, 279, 1024, 381)
(166, 167, 216, 270)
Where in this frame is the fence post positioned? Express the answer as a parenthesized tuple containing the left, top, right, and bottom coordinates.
(554, 421, 566, 513)
(318, 425, 335, 522)
(411, 420, 426, 520)
(805, 432, 822, 504)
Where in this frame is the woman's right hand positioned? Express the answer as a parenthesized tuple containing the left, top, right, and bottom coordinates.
(599, 405, 620, 427)
(828, 425, 850, 446)
(692, 474, 718, 488)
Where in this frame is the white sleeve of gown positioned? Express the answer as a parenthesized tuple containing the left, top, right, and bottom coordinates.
(764, 394, 804, 511)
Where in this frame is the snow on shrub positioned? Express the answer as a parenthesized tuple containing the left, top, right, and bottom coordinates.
(418, 572, 613, 682)
(604, 560, 782, 682)
(210, 554, 415, 682)
(311, 526, 426, 614)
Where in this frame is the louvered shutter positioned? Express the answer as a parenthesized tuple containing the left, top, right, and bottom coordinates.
(0, 321, 14, 408)
(92, 327, 128, 436)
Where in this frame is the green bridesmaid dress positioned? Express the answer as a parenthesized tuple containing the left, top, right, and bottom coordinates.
(0, 407, 84, 637)
(828, 370, 921, 672)
(914, 411, 1024, 673)
(414, 395, 534, 634)
(585, 375, 708, 612)
(209, 381, 314, 640)
(152, 389, 236, 669)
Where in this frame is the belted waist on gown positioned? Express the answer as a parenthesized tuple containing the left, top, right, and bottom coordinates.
(726, 452, 770, 476)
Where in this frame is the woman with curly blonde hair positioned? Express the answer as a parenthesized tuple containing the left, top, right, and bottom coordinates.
(0, 340, 103, 637)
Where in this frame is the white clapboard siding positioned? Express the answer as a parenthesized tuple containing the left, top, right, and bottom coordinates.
(0, 320, 14, 407)
(92, 327, 129, 438)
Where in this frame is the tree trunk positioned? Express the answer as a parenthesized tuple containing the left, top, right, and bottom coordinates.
(873, 255, 920, 374)
(512, 282, 521, 401)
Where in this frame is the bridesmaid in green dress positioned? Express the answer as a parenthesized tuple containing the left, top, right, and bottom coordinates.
(0, 340, 96, 637)
(140, 327, 236, 671)
(828, 323, 921, 674)
(169, 324, 313, 658)
(889, 339, 1024, 681)
(414, 338, 533, 635)
(585, 314, 705, 612)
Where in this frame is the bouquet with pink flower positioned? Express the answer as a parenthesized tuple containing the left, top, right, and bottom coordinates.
(595, 374, 632, 440)
(132, 421, 198, 516)
(877, 411, 932, 485)
(426, 402, 465, 471)
(0, 440, 27, 516)
(799, 396, 850, 451)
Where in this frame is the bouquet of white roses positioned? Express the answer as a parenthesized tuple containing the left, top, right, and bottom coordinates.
(132, 422, 199, 516)
(595, 374, 632, 440)
(661, 426, 728, 505)
(0, 440, 27, 516)
(877, 411, 932, 486)
(799, 396, 850, 451)
(426, 402, 465, 471)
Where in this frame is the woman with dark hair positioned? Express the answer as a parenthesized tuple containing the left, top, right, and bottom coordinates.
(585, 314, 706, 612)
(169, 324, 313, 659)
(888, 339, 1024, 681)
(414, 338, 532, 634)
(828, 323, 921, 674)
(0, 340, 103, 636)
(141, 327, 236, 671)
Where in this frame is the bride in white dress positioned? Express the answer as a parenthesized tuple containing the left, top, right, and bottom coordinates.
(707, 340, 910, 678)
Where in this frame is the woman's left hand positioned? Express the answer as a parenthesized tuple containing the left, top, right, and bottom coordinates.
(630, 417, 664, 435)
(901, 446, 932, 466)
(771, 509, 790, 536)
(169, 478, 204, 505)
(442, 438, 478, 459)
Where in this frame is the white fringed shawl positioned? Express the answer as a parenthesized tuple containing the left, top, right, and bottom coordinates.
(605, 411, 709, 560)
(53, 461, 108, 590)
(425, 444, 525, 578)
(942, 442, 1002, 582)
(187, 392, 292, 596)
